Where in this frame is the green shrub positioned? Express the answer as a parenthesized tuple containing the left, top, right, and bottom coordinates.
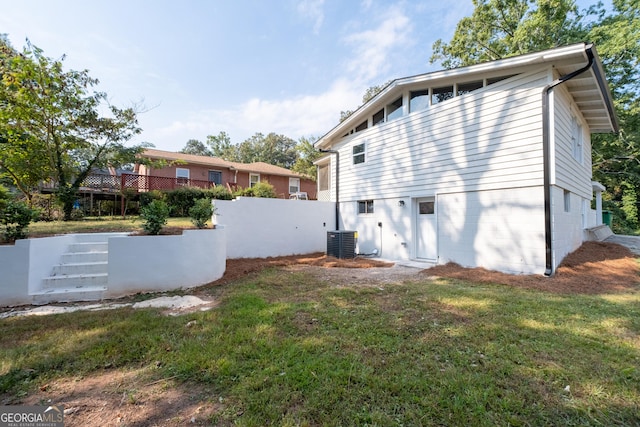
(204, 186, 233, 200)
(140, 199, 169, 235)
(139, 190, 165, 208)
(232, 182, 277, 198)
(1, 200, 37, 243)
(251, 181, 277, 198)
(189, 198, 214, 229)
(165, 186, 205, 217)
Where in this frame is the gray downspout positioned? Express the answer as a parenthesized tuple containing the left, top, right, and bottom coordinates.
(542, 44, 595, 276)
(318, 149, 340, 230)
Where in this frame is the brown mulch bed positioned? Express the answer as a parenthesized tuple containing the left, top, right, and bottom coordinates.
(213, 253, 393, 285)
(422, 241, 640, 294)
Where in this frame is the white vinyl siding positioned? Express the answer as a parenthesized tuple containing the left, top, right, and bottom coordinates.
(553, 85, 592, 199)
(334, 70, 548, 202)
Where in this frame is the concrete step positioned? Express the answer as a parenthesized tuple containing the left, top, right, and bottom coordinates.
(51, 261, 108, 276)
(31, 285, 106, 305)
(61, 251, 108, 263)
(73, 232, 129, 243)
(67, 242, 108, 253)
(42, 273, 108, 289)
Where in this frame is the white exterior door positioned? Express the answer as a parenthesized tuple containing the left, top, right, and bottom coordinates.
(415, 197, 437, 260)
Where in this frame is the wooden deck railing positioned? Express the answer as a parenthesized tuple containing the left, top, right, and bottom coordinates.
(43, 173, 217, 194)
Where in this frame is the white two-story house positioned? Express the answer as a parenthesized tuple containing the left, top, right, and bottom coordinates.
(315, 43, 618, 275)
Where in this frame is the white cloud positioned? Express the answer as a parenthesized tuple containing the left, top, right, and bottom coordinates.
(297, 0, 325, 34)
(342, 7, 412, 82)
(149, 78, 363, 150)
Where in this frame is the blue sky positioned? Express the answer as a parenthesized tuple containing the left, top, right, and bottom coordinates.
(1, 0, 604, 152)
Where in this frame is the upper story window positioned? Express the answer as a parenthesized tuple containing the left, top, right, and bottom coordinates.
(353, 143, 365, 165)
(249, 173, 260, 188)
(386, 97, 403, 122)
(432, 86, 454, 105)
(410, 89, 430, 112)
(571, 115, 583, 163)
(457, 81, 483, 96)
(372, 108, 385, 126)
(355, 120, 368, 132)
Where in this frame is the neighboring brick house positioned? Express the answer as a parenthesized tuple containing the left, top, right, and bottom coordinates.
(136, 149, 316, 199)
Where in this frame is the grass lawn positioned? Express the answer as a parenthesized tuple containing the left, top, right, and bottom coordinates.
(27, 216, 194, 237)
(1, 268, 639, 425)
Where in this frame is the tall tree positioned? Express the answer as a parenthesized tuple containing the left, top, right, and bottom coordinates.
(0, 39, 146, 219)
(206, 131, 235, 160)
(430, 0, 585, 68)
(292, 136, 321, 179)
(236, 132, 298, 168)
(180, 139, 211, 156)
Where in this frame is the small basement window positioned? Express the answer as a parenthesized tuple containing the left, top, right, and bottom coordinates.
(564, 190, 571, 212)
(353, 143, 365, 165)
(358, 200, 374, 214)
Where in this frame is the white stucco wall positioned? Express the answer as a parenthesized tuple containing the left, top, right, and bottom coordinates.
(214, 197, 335, 258)
(0, 240, 30, 306)
(438, 187, 547, 274)
(106, 228, 226, 298)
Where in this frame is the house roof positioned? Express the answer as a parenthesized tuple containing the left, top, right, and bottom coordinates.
(140, 149, 309, 179)
(315, 42, 618, 150)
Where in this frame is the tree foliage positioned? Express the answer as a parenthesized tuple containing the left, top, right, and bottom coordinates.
(0, 37, 148, 219)
(430, 0, 585, 68)
(180, 139, 211, 156)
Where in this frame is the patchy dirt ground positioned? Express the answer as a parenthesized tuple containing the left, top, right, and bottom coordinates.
(3, 241, 639, 426)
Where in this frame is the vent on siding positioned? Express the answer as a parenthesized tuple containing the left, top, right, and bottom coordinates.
(326, 231, 356, 259)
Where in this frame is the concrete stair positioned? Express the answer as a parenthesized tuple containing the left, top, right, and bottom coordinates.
(32, 233, 128, 304)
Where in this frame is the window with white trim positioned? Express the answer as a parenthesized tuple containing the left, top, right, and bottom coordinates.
(176, 168, 190, 184)
(289, 177, 300, 194)
(249, 173, 260, 188)
(564, 190, 571, 212)
(358, 200, 374, 214)
(571, 115, 583, 163)
(353, 143, 365, 165)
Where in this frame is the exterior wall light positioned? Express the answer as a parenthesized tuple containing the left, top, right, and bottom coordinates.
(398, 200, 405, 207)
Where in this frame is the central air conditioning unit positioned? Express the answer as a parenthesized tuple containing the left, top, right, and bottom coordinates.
(326, 230, 356, 259)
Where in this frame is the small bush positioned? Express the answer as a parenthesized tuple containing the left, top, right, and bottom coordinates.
(165, 187, 205, 217)
(139, 190, 165, 208)
(1, 200, 37, 243)
(140, 199, 169, 235)
(204, 186, 233, 200)
(232, 182, 277, 199)
(189, 198, 214, 229)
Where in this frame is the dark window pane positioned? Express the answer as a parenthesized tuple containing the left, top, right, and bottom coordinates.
(355, 120, 368, 132)
(457, 80, 483, 96)
(432, 86, 454, 104)
(419, 201, 434, 215)
(372, 108, 384, 125)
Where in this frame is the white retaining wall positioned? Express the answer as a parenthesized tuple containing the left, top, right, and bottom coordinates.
(106, 229, 226, 298)
(0, 229, 226, 306)
(214, 197, 335, 258)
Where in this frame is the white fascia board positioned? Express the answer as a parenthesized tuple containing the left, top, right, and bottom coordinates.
(316, 43, 590, 149)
